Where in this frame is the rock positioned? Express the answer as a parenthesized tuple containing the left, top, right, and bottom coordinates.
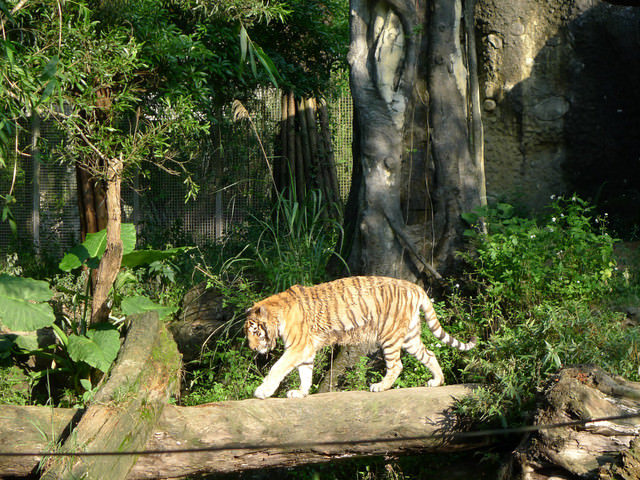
(169, 283, 238, 362)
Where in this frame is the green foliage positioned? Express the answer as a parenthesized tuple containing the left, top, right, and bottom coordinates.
(0, 365, 31, 405)
(457, 195, 638, 425)
(120, 296, 177, 320)
(0, 275, 55, 331)
(182, 336, 263, 404)
(66, 323, 120, 374)
(252, 189, 346, 293)
(461, 195, 617, 308)
(0, 220, 191, 406)
(59, 224, 137, 272)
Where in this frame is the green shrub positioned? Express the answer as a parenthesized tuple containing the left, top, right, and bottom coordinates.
(457, 195, 638, 425)
(461, 195, 617, 310)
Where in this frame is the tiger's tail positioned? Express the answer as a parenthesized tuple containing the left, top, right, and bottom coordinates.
(420, 296, 477, 351)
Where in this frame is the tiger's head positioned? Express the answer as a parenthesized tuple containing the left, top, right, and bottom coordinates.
(244, 305, 279, 354)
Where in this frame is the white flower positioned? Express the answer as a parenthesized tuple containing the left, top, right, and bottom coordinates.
(530, 234, 536, 239)
(550, 194, 556, 200)
(551, 217, 556, 222)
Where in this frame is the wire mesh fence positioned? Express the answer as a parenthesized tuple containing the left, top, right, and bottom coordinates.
(0, 90, 353, 256)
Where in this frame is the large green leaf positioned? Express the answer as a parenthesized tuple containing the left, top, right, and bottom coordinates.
(59, 223, 137, 272)
(67, 324, 121, 373)
(0, 275, 55, 331)
(121, 246, 192, 268)
(121, 296, 177, 320)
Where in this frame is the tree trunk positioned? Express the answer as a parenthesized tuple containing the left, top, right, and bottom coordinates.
(515, 365, 640, 479)
(428, 0, 486, 271)
(345, 0, 486, 279)
(76, 165, 97, 242)
(90, 154, 124, 325)
(0, 312, 181, 480)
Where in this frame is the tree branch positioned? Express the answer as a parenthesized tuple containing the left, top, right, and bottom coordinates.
(383, 207, 443, 281)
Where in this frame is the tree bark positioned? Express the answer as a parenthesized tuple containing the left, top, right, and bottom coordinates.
(39, 312, 181, 480)
(128, 384, 482, 479)
(0, 405, 81, 477)
(90, 155, 124, 325)
(0, 383, 483, 478)
(345, 0, 486, 279)
(76, 164, 99, 242)
(515, 365, 640, 479)
(428, 0, 485, 272)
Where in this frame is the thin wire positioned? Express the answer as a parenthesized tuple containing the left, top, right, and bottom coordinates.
(1, 412, 638, 458)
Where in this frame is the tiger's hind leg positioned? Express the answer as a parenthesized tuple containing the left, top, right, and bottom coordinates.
(370, 342, 403, 392)
(403, 337, 445, 387)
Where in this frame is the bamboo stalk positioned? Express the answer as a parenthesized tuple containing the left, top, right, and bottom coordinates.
(318, 98, 340, 204)
(279, 92, 289, 191)
(286, 92, 299, 199)
(296, 96, 313, 198)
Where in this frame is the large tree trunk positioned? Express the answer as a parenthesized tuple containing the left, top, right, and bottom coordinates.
(338, 0, 486, 385)
(428, 0, 486, 269)
(344, 0, 485, 280)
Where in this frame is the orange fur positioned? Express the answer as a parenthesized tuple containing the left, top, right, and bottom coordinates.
(244, 276, 476, 399)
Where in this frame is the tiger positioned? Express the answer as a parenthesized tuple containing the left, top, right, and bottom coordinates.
(244, 275, 477, 399)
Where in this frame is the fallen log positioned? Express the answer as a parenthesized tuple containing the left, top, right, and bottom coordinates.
(39, 311, 181, 480)
(0, 405, 80, 478)
(515, 365, 640, 479)
(127, 384, 483, 479)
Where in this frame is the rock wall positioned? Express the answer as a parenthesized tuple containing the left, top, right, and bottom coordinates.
(475, 0, 640, 232)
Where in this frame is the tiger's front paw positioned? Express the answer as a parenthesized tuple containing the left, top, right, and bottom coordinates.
(286, 389, 307, 398)
(254, 383, 275, 399)
(427, 378, 443, 387)
(369, 382, 387, 392)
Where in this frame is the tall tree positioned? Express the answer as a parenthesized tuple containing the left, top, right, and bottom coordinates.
(1, 0, 286, 323)
(344, 0, 486, 281)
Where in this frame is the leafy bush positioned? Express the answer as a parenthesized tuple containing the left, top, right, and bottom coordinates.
(0, 223, 187, 407)
(461, 195, 617, 310)
(182, 336, 265, 404)
(457, 195, 639, 425)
